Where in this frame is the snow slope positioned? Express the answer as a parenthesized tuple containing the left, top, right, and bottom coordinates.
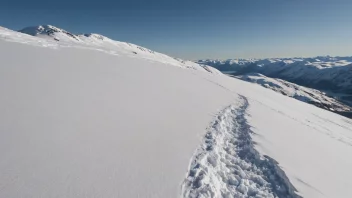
(0, 28, 232, 198)
(193, 76, 352, 198)
(1, 26, 352, 198)
(237, 73, 351, 114)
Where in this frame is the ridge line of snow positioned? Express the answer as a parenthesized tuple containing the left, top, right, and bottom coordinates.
(10, 25, 222, 73)
(181, 95, 301, 198)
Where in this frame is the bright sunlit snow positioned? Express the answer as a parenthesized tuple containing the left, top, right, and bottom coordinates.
(1, 26, 352, 198)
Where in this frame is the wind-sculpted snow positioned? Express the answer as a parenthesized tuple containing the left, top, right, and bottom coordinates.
(182, 95, 300, 198)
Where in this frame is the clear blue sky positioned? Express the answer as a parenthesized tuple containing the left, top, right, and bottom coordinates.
(1, 0, 352, 59)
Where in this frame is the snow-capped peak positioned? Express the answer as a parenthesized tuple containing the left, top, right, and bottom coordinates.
(19, 25, 81, 42)
(14, 25, 222, 74)
(19, 25, 54, 35)
(19, 25, 118, 43)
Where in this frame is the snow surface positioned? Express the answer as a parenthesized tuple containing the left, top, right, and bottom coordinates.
(182, 96, 300, 198)
(0, 30, 232, 198)
(1, 26, 352, 198)
(211, 77, 352, 198)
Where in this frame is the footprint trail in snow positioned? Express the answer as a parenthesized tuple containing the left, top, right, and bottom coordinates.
(181, 95, 301, 198)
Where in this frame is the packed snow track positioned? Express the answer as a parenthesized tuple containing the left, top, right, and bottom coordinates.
(182, 96, 300, 198)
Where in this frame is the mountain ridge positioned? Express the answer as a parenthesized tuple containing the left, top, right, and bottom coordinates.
(18, 24, 221, 74)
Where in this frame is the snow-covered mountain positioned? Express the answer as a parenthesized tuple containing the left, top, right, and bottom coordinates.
(198, 57, 352, 96)
(17, 25, 220, 73)
(198, 58, 352, 117)
(237, 73, 351, 116)
(1, 25, 352, 198)
(19, 25, 82, 42)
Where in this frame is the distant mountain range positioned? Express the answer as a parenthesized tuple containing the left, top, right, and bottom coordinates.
(198, 57, 352, 95)
(198, 58, 352, 101)
(197, 58, 352, 117)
